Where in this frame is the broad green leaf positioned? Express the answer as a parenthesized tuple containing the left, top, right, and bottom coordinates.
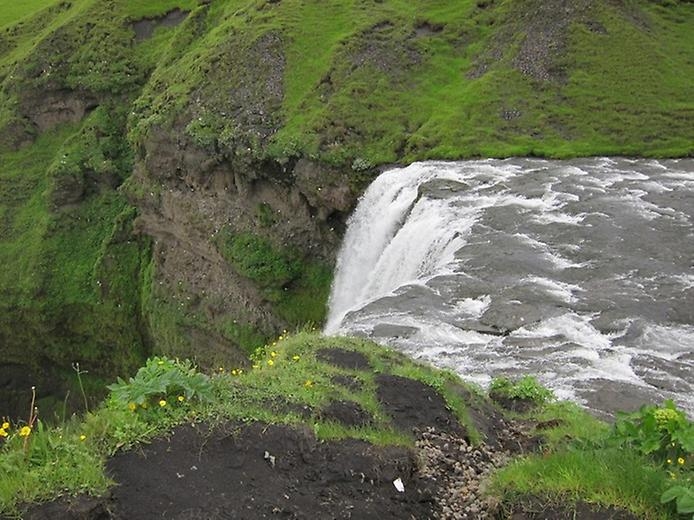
(661, 485, 686, 504)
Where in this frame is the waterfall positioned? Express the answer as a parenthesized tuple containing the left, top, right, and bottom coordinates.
(324, 162, 478, 333)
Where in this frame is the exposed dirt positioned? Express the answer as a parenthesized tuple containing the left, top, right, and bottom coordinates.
(16, 419, 638, 520)
(19, 89, 99, 134)
(417, 428, 509, 519)
(376, 374, 465, 437)
(132, 9, 189, 42)
(316, 348, 372, 370)
(511, 0, 594, 83)
(125, 25, 357, 368)
(349, 21, 422, 76)
(319, 399, 373, 427)
(21, 497, 110, 520)
(105, 421, 436, 520)
(489, 392, 537, 415)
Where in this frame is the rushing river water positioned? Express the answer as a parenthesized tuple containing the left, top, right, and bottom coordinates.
(325, 158, 694, 417)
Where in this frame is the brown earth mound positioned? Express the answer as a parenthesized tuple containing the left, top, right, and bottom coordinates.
(316, 348, 372, 370)
(319, 400, 373, 427)
(376, 374, 465, 437)
(107, 422, 434, 519)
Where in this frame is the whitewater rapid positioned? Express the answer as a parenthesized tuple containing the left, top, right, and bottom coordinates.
(325, 158, 694, 417)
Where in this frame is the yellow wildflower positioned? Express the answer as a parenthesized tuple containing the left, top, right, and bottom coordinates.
(1, 421, 9, 430)
(177, 395, 185, 403)
(231, 369, 238, 376)
(0, 429, 7, 438)
(678, 457, 686, 465)
(304, 380, 314, 388)
(292, 355, 300, 361)
(218, 367, 225, 372)
(667, 459, 673, 464)
(79, 434, 86, 441)
(128, 402, 137, 412)
(19, 426, 31, 437)
(267, 359, 274, 366)
(159, 399, 167, 407)
(270, 351, 277, 358)
(238, 369, 243, 375)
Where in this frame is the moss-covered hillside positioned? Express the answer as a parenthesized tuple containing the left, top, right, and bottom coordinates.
(1, 0, 693, 415)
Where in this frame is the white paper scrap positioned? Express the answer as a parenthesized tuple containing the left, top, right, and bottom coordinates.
(393, 477, 405, 493)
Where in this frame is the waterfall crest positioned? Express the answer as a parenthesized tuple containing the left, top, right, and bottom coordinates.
(325, 162, 478, 332)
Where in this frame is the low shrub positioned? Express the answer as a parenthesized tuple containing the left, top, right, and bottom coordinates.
(610, 400, 693, 517)
(107, 356, 213, 408)
(489, 376, 554, 406)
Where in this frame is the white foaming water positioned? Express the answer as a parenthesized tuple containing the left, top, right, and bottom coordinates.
(521, 277, 581, 303)
(514, 313, 613, 351)
(452, 295, 492, 318)
(326, 162, 479, 332)
(326, 158, 694, 417)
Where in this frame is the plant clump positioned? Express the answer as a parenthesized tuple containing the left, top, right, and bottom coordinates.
(489, 375, 554, 412)
(610, 401, 694, 518)
(107, 356, 213, 409)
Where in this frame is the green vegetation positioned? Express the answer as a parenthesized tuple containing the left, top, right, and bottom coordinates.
(126, 0, 694, 163)
(0, 120, 150, 415)
(216, 229, 332, 326)
(0, 0, 204, 415)
(107, 356, 213, 406)
(0, 0, 56, 29)
(493, 447, 672, 518)
(217, 231, 299, 294)
(489, 375, 555, 405)
(490, 399, 694, 519)
(611, 402, 694, 517)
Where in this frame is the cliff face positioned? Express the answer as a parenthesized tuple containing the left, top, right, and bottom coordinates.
(0, 0, 693, 415)
(129, 126, 351, 366)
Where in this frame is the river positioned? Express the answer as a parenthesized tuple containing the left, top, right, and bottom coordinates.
(325, 158, 694, 417)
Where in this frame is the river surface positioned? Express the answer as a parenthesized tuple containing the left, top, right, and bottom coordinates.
(325, 158, 694, 417)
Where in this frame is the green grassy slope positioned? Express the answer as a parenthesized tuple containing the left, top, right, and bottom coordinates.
(0, 0, 57, 29)
(0, 0, 692, 415)
(129, 0, 694, 164)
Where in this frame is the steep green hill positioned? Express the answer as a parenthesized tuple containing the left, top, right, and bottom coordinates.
(1, 0, 692, 415)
